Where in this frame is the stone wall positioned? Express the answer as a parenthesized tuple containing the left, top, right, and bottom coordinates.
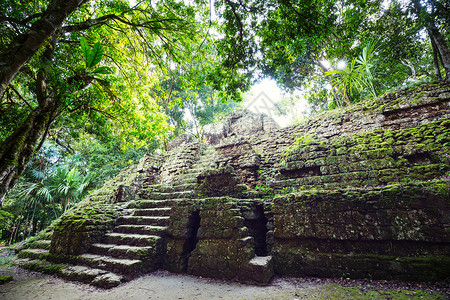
(203, 109, 278, 145)
(248, 82, 450, 182)
(164, 197, 272, 284)
(271, 181, 449, 281)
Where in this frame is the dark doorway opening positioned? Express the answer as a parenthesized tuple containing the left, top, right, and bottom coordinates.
(181, 210, 201, 272)
(244, 205, 268, 256)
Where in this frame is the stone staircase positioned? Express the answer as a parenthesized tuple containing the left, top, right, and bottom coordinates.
(17, 145, 219, 288)
(18, 144, 275, 287)
(18, 186, 172, 288)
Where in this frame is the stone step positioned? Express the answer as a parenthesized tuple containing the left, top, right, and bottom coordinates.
(90, 243, 155, 260)
(18, 252, 124, 289)
(269, 179, 298, 189)
(113, 225, 168, 236)
(91, 272, 124, 288)
(142, 183, 195, 193)
(244, 256, 274, 285)
(29, 239, 52, 250)
(117, 216, 170, 226)
(161, 162, 193, 170)
(188, 167, 214, 173)
(19, 258, 66, 276)
(61, 264, 108, 283)
(174, 173, 200, 181)
(193, 159, 215, 166)
(17, 248, 49, 260)
(78, 254, 142, 276)
(172, 177, 197, 185)
(126, 199, 177, 209)
(270, 178, 340, 191)
(103, 232, 162, 247)
(61, 265, 124, 288)
(132, 208, 172, 217)
(139, 190, 194, 200)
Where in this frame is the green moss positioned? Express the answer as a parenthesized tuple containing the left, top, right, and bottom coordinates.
(314, 285, 445, 300)
(0, 275, 13, 285)
(280, 118, 450, 189)
(21, 260, 67, 276)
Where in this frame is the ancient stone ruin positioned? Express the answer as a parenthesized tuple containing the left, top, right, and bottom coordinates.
(16, 82, 450, 288)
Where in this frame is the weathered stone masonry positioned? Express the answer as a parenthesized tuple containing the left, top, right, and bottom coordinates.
(17, 82, 450, 287)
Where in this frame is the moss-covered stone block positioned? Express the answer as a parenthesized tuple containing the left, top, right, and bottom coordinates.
(50, 202, 118, 255)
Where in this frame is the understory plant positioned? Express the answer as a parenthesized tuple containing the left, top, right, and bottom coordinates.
(326, 41, 378, 105)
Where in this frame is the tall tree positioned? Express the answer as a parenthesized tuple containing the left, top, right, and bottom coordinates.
(213, 0, 385, 91)
(213, 0, 449, 109)
(409, 0, 450, 80)
(0, 0, 88, 97)
(0, 0, 206, 206)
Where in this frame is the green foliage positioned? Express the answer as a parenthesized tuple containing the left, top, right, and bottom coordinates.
(0, 275, 13, 284)
(315, 284, 445, 299)
(213, 0, 449, 113)
(0, 210, 14, 243)
(254, 185, 274, 198)
(2, 160, 94, 244)
(325, 41, 378, 106)
(294, 134, 316, 146)
(80, 37, 112, 74)
(0, 0, 225, 206)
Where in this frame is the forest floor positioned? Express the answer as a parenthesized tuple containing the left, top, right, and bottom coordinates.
(1, 253, 449, 300)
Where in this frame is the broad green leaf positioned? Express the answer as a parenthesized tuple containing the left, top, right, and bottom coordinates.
(87, 42, 103, 68)
(92, 66, 113, 75)
(80, 37, 90, 67)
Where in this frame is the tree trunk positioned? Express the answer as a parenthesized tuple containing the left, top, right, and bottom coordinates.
(11, 218, 21, 244)
(0, 100, 57, 206)
(400, 59, 418, 80)
(0, 0, 87, 97)
(428, 22, 450, 81)
(429, 34, 443, 80)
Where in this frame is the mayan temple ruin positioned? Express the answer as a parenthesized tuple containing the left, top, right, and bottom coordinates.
(15, 82, 450, 288)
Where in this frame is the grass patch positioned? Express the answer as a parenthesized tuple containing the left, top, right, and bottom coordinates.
(0, 253, 17, 269)
(307, 284, 445, 299)
(0, 275, 13, 284)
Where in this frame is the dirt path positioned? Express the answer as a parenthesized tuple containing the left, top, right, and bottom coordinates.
(1, 266, 448, 300)
(3, 268, 309, 300)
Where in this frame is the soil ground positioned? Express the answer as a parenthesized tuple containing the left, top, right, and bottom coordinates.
(1, 247, 448, 300)
(0, 264, 448, 300)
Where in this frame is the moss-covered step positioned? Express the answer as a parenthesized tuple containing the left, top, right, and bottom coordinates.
(19, 258, 67, 276)
(139, 190, 194, 200)
(113, 224, 168, 236)
(144, 183, 196, 193)
(27, 239, 52, 250)
(89, 243, 156, 260)
(18, 248, 50, 260)
(90, 272, 123, 288)
(125, 199, 178, 209)
(132, 208, 172, 217)
(0, 275, 13, 285)
(61, 265, 123, 288)
(116, 216, 170, 226)
(19, 258, 123, 289)
(103, 233, 162, 247)
(77, 254, 143, 275)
